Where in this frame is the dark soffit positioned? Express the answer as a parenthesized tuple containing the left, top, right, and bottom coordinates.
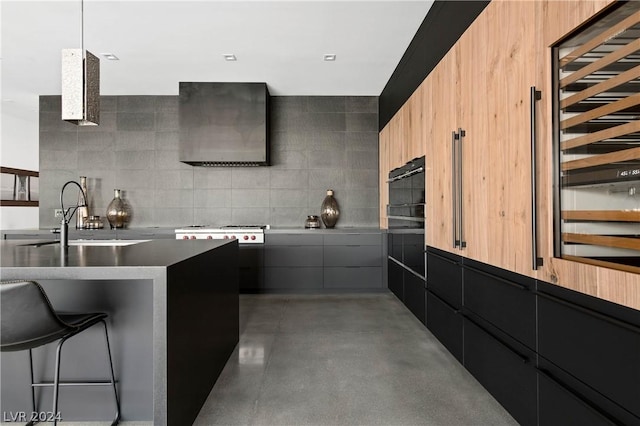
(379, 0, 490, 131)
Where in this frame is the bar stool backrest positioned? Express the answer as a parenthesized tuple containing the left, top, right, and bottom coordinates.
(0, 280, 72, 352)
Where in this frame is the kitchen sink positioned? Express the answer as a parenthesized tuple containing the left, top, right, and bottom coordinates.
(69, 240, 149, 246)
(19, 239, 150, 248)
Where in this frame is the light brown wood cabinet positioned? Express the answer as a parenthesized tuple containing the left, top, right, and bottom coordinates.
(426, 0, 541, 275)
(381, 0, 640, 310)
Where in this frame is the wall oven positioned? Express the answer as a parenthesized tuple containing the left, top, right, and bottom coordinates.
(387, 156, 425, 279)
(387, 156, 425, 229)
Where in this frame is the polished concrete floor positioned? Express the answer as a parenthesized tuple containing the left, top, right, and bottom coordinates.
(194, 293, 518, 426)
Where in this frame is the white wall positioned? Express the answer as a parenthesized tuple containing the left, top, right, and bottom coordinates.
(0, 96, 41, 230)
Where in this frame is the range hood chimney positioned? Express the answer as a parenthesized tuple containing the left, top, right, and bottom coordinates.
(179, 82, 270, 166)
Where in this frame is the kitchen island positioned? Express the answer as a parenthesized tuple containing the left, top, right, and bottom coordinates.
(0, 239, 239, 426)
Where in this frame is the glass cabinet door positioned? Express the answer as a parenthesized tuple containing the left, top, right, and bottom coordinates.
(554, 2, 640, 273)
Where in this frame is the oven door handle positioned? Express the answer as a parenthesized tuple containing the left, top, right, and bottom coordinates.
(386, 166, 425, 183)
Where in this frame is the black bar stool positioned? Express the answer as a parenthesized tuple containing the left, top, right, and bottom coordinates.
(0, 280, 120, 425)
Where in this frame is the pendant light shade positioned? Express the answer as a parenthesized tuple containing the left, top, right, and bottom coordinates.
(61, 49, 100, 125)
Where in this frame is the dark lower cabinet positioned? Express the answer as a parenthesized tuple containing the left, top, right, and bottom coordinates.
(537, 283, 640, 423)
(463, 259, 536, 350)
(263, 267, 323, 290)
(538, 364, 619, 426)
(463, 317, 537, 426)
(426, 247, 462, 308)
(403, 272, 425, 324)
(421, 250, 640, 426)
(388, 259, 404, 301)
(238, 246, 264, 292)
(425, 247, 463, 362)
(426, 290, 463, 362)
(324, 267, 382, 289)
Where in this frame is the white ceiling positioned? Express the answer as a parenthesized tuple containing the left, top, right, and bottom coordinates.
(1, 0, 434, 120)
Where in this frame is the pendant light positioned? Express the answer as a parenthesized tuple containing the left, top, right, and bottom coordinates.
(61, 0, 99, 125)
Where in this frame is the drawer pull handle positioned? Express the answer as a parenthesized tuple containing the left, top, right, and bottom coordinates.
(463, 312, 530, 364)
(465, 265, 529, 291)
(535, 290, 640, 333)
(537, 368, 620, 425)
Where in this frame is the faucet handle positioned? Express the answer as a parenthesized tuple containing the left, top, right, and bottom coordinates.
(50, 228, 61, 234)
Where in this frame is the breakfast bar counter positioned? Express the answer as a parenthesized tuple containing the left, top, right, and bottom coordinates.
(0, 239, 239, 426)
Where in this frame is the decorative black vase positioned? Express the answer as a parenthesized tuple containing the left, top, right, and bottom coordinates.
(320, 189, 340, 228)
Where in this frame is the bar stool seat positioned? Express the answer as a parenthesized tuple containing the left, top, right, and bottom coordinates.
(0, 280, 120, 425)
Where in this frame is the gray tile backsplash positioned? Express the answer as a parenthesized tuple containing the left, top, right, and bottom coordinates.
(39, 95, 379, 228)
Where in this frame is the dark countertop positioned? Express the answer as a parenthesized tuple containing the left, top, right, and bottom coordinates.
(265, 227, 383, 234)
(2, 227, 385, 237)
(1, 239, 235, 269)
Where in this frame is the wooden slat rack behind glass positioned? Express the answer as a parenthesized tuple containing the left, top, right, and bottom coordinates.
(0, 166, 39, 207)
(557, 2, 640, 272)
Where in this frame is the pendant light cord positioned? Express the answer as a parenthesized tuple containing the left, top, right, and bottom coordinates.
(81, 0, 84, 52)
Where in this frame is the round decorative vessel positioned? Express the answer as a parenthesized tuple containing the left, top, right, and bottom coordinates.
(320, 189, 340, 229)
(305, 215, 321, 229)
(106, 189, 131, 229)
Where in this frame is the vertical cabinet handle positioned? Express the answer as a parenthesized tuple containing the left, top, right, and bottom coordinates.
(452, 130, 459, 248)
(530, 86, 543, 270)
(458, 128, 466, 249)
(451, 129, 466, 250)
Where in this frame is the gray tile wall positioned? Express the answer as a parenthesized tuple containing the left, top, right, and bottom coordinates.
(39, 95, 379, 228)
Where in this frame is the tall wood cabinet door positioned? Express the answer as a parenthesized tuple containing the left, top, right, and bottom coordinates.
(405, 84, 426, 162)
(388, 109, 405, 170)
(457, 0, 542, 276)
(426, 48, 460, 253)
(379, 124, 391, 229)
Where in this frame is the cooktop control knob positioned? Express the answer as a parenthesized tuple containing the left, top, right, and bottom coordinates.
(243, 235, 249, 240)
(207, 235, 213, 239)
(182, 235, 189, 240)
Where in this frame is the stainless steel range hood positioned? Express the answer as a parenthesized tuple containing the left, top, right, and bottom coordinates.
(179, 82, 270, 166)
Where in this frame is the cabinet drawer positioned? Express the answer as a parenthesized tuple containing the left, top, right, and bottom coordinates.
(265, 234, 323, 245)
(404, 272, 425, 325)
(323, 233, 381, 246)
(323, 245, 382, 267)
(264, 267, 323, 289)
(426, 249, 462, 308)
(538, 292, 640, 419)
(464, 318, 537, 426)
(264, 246, 322, 267)
(388, 260, 404, 301)
(538, 369, 617, 426)
(463, 261, 536, 350)
(323, 267, 382, 289)
(426, 290, 463, 362)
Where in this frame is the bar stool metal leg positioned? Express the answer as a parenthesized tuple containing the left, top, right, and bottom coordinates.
(52, 337, 67, 426)
(27, 349, 36, 426)
(101, 319, 121, 425)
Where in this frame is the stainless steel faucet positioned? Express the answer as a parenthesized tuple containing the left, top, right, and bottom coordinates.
(59, 180, 87, 248)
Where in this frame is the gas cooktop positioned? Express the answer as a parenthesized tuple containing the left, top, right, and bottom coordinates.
(174, 225, 267, 243)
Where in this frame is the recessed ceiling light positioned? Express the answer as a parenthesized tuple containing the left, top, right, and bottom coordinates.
(101, 53, 119, 61)
(223, 54, 237, 61)
(323, 54, 336, 61)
